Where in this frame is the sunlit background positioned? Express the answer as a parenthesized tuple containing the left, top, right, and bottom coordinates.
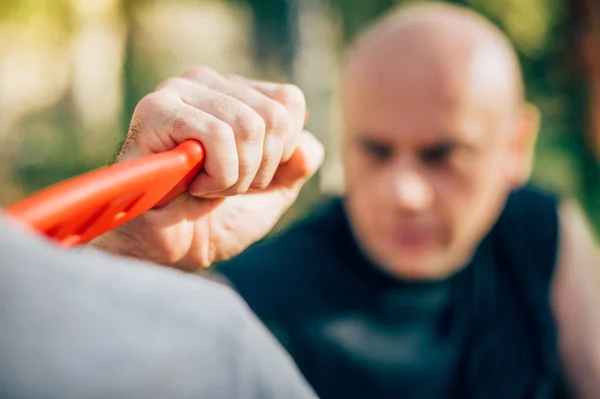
(0, 0, 598, 235)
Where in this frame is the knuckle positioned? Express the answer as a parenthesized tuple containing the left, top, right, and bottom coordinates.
(171, 114, 189, 131)
(238, 157, 254, 176)
(205, 120, 239, 190)
(208, 92, 237, 118)
(234, 110, 265, 142)
(137, 92, 168, 113)
(206, 119, 235, 144)
(155, 76, 186, 91)
(220, 172, 239, 190)
(236, 158, 256, 189)
(274, 83, 306, 110)
(252, 174, 272, 189)
(167, 107, 197, 132)
(263, 102, 292, 135)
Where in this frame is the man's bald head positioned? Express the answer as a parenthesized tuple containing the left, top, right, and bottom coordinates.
(341, 2, 525, 126)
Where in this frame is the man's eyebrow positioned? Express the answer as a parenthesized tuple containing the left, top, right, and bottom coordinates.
(354, 130, 483, 151)
(419, 137, 479, 151)
(356, 134, 394, 145)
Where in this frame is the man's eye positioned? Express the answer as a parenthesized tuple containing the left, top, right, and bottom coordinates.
(362, 140, 392, 161)
(420, 143, 455, 165)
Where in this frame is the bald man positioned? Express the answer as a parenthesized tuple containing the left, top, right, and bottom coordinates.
(96, 2, 600, 399)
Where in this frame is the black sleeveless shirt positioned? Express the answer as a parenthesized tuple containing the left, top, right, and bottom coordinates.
(216, 187, 569, 399)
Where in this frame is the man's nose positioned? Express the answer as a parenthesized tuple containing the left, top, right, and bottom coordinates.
(389, 170, 434, 213)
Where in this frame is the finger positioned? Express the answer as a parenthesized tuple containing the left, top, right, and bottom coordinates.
(159, 77, 266, 195)
(181, 69, 293, 189)
(271, 130, 324, 189)
(229, 75, 306, 162)
(125, 91, 240, 194)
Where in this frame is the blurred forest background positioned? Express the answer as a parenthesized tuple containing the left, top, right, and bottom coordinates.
(0, 0, 599, 236)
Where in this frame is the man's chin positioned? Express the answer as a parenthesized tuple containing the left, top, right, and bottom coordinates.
(376, 250, 457, 281)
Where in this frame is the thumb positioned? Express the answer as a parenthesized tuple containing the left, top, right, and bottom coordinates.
(271, 131, 324, 188)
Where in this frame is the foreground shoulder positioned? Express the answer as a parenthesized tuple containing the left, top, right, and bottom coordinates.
(0, 215, 314, 398)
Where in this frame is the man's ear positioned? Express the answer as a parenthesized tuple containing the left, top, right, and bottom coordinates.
(510, 103, 541, 186)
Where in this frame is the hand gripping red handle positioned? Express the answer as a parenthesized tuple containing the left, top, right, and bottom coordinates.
(5, 140, 205, 248)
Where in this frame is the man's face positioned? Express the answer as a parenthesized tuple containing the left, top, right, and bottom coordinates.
(341, 52, 524, 280)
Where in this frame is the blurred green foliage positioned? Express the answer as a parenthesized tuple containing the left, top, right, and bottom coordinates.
(0, 0, 73, 27)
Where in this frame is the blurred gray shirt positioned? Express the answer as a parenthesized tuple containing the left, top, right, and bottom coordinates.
(0, 213, 316, 399)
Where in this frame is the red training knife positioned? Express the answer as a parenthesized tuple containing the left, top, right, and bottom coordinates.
(5, 140, 205, 248)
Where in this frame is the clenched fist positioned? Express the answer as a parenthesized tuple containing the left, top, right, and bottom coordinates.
(92, 67, 323, 271)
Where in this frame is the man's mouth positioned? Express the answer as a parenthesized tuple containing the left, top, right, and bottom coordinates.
(387, 226, 437, 249)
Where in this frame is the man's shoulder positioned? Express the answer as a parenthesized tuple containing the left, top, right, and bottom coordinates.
(496, 184, 561, 278)
(507, 185, 560, 208)
(503, 185, 560, 240)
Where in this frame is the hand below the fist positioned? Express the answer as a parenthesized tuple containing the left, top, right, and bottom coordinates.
(91, 66, 324, 271)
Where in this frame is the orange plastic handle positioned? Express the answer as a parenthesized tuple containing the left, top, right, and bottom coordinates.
(5, 140, 205, 248)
